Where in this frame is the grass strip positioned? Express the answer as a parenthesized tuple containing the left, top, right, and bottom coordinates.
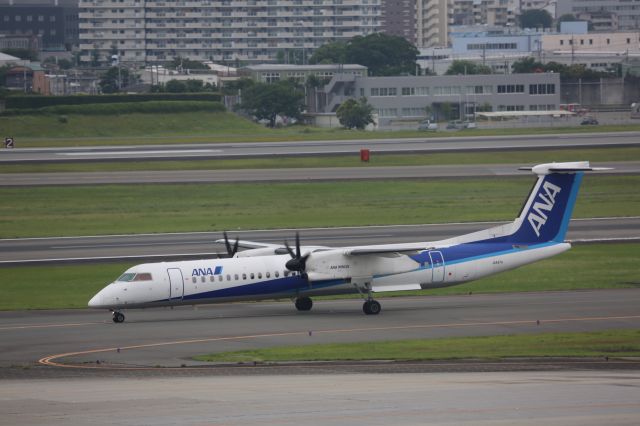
(0, 243, 637, 311)
(0, 175, 638, 238)
(193, 329, 640, 363)
(1, 146, 638, 174)
(2, 111, 640, 147)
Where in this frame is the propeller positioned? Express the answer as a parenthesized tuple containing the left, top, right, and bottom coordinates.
(223, 231, 239, 258)
(284, 232, 310, 276)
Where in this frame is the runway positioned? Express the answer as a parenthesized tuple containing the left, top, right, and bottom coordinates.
(2, 217, 639, 264)
(1, 161, 638, 186)
(2, 131, 639, 163)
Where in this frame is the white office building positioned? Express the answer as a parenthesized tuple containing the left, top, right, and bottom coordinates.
(78, 0, 381, 65)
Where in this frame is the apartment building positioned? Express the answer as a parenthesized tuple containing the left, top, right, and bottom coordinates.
(558, 0, 640, 31)
(416, 0, 448, 48)
(450, 0, 519, 28)
(79, 0, 381, 65)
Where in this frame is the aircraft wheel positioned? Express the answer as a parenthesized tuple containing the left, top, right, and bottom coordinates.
(112, 311, 125, 323)
(295, 297, 313, 311)
(363, 300, 381, 315)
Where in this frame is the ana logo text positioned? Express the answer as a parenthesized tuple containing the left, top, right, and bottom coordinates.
(527, 181, 562, 237)
(192, 266, 223, 277)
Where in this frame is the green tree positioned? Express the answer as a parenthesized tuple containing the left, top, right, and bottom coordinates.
(169, 57, 209, 71)
(164, 79, 187, 93)
(99, 67, 131, 93)
(309, 33, 418, 76)
(445, 60, 492, 75)
(336, 97, 374, 130)
(309, 41, 349, 65)
(240, 80, 305, 128)
(519, 9, 553, 29)
(511, 57, 545, 73)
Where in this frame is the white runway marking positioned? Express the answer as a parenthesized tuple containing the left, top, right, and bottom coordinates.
(61, 149, 222, 156)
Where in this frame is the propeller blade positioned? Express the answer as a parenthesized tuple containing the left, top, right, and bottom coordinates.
(223, 231, 239, 257)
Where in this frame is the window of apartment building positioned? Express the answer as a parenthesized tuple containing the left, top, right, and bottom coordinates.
(560, 40, 564, 45)
(370, 87, 396, 96)
(528, 83, 555, 95)
(497, 84, 524, 94)
(263, 72, 280, 83)
(401, 107, 425, 117)
(377, 108, 398, 117)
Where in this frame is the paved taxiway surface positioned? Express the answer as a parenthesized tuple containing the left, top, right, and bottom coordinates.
(2, 371, 639, 426)
(2, 161, 638, 186)
(2, 289, 639, 369)
(2, 217, 639, 264)
(2, 131, 639, 163)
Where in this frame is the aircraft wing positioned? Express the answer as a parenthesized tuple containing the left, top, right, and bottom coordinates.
(215, 238, 331, 255)
(341, 243, 434, 256)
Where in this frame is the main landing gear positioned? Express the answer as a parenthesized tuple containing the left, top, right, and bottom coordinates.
(112, 311, 125, 323)
(353, 278, 382, 315)
(295, 296, 313, 312)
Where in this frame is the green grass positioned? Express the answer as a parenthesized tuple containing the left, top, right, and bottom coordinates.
(1, 146, 638, 174)
(2, 110, 640, 147)
(0, 262, 135, 310)
(193, 329, 640, 363)
(0, 175, 637, 238)
(1, 243, 637, 311)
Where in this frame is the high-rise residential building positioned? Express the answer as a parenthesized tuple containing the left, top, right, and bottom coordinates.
(78, 0, 382, 65)
(450, 0, 519, 28)
(557, 0, 640, 31)
(416, 0, 448, 48)
(380, 0, 416, 44)
(0, 0, 79, 50)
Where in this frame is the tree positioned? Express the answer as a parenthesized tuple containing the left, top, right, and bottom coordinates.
(309, 33, 419, 76)
(519, 9, 553, 29)
(445, 60, 492, 75)
(98, 66, 131, 93)
(164, 79, 187, 93)
(240, 80, 305, 128)
(511, 57, 545, 73)
(336, 97, 374, 130)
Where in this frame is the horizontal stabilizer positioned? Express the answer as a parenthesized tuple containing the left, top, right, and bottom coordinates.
(519, 161, 613, 175)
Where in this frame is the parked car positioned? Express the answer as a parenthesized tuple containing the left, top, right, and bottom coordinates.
(446, 120, 462, 130)
(417, 119, 438, 131)
(581, 116, 598, 125)
(462, 121, 477, 129)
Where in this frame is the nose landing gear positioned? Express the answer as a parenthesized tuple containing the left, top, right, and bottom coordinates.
(112, 311, 125, 323)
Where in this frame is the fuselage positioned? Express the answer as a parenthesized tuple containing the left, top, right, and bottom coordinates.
(88, 241, 570, 310)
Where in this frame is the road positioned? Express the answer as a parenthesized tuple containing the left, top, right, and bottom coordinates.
(1, 161, 638, 186)
(2, 131, 639, 163)
(2, 217, 638, 264)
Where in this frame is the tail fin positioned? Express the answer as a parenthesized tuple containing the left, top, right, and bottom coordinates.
(508, 161, 610, 244)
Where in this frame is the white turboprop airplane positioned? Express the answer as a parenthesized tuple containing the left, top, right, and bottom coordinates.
(89, 161, 609, 323)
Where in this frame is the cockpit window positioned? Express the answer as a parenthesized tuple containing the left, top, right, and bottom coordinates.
(117, 272, 152, 282)
(133, 273, 153, 281)
(117, 273, 136, 282)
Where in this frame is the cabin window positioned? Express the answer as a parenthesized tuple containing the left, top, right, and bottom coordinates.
(218, 275, 223, 282)
(210, 275, 215, 282)
(258, 272, 262, 279)
(284, 270, 289, 277)
(226, 274, 231, 281)
(250, 273, 255, 279)
(192, 277, 197, 283)
(201, 276, 206, 283)
(275, 271, 279, 278)
(243, 273, 247, 280)
(266, 272, 270, 278)
(235, 274, 239, 280)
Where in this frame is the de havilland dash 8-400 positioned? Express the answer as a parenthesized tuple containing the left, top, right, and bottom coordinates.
(89, 161, 609, 323)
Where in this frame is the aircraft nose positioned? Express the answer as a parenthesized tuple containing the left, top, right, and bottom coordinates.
(88, 291, 103, 308)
